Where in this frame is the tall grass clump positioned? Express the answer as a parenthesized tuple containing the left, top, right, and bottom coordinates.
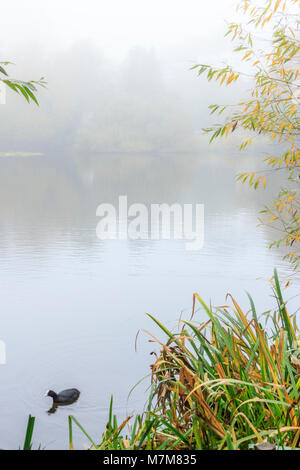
(69, 269, 299, 450)
(144, 268, 299, 450)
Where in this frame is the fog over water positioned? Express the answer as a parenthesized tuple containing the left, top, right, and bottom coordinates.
(0, 0, 299, 449)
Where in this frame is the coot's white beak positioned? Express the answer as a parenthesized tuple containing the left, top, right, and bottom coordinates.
(44, 390, 49, 397)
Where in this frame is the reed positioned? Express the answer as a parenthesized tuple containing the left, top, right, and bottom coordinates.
(143, 268, 299, 449)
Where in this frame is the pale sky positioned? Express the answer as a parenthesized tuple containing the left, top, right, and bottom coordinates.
(2, 0, 238, 60)
(0, 0, 247, 150)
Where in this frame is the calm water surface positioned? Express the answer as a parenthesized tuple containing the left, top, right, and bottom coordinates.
(0, 151, 299, 449)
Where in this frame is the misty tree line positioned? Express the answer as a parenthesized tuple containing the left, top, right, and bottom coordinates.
(0, 45, 201, 154)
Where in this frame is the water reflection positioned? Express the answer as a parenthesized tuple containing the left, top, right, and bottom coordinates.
(47, 398, 80, 415)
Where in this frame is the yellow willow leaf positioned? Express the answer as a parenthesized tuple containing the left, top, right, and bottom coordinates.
(226, 72, 236, 85)
(262, 13, 272, 27)
(263, 177, 266, 188)
(220, 73, 227, 85)
(242, 51, 252, 61)
(285, 95, 293, 105)
(278, 122, 288, 132)
(268, 84, 278, 94)
(270, 217, 278, 224)
(274, 0, 282, 13)
(295, 69, 299, 80)
(277, 90, 287, 98)
(285, 207, 291, 216)
(232, 27, 238, 41)
(265, 96, 271, 106)
(249, 172, 255, 184)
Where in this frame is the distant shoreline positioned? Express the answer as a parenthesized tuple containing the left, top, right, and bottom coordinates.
(0, 152, 44, 157)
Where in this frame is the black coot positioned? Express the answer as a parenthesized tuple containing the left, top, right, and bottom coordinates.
(45, 388, 80, 404)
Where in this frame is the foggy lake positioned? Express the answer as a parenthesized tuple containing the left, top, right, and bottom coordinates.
(0, 150, 298, 449)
